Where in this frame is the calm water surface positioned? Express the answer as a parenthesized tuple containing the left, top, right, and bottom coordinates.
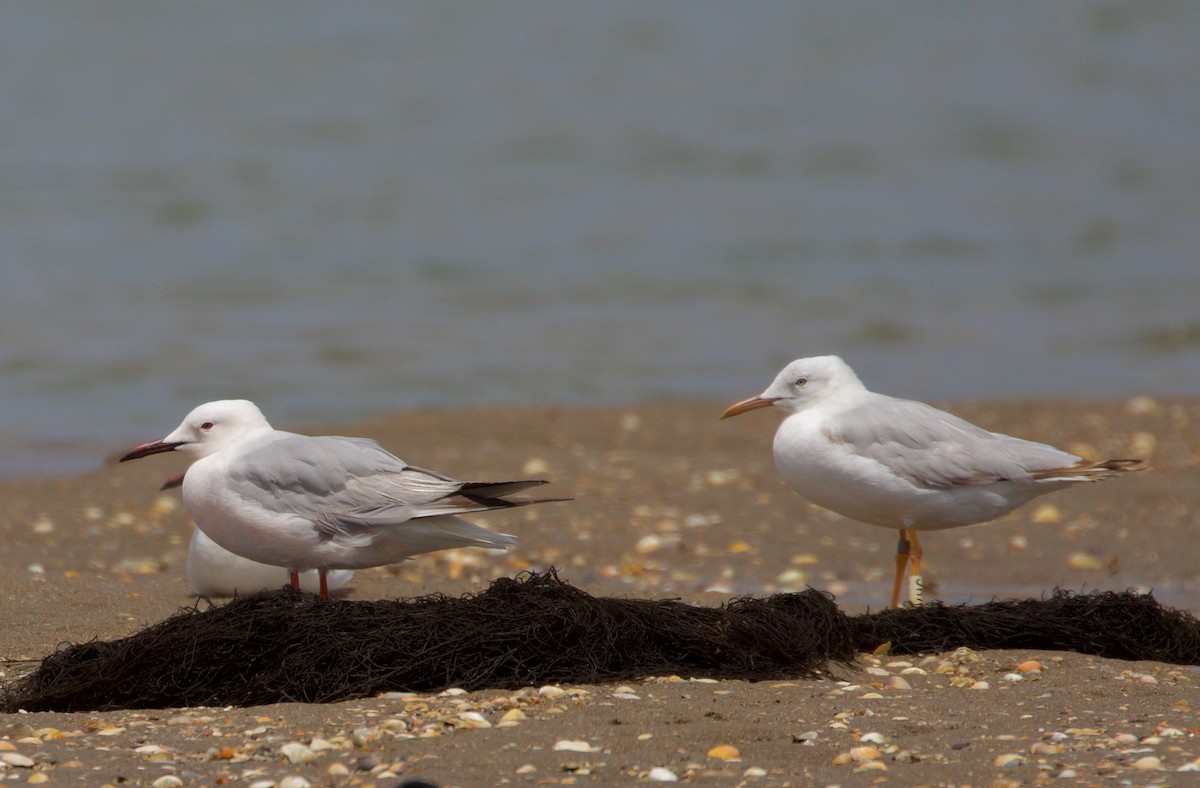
(2, 2, 1199, 478)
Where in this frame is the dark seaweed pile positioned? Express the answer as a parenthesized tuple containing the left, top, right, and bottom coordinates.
(3, 570, 1196, 712)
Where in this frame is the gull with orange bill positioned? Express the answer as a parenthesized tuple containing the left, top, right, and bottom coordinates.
(721, 356, 1144, 608)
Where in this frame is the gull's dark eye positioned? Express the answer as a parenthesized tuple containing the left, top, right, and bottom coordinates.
(794, 378, 808, 387)
(200, 422, 214, 431)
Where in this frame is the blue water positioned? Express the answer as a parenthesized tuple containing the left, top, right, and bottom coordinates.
(3, 2, 1199, 479)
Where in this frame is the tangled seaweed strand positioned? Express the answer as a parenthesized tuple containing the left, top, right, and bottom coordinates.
(0, 569, 851, 713)
(3, 571, 1198, 713)
(851, 589, 1200, 663)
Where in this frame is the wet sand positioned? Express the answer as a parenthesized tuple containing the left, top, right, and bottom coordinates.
(1, 398, 1198, 785)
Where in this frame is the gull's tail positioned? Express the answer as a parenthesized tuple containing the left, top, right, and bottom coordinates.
(455, 479, 572, 509)
(330, 476, 570, 533)
(459, 479, 552, 501)
(1031, 458, 1148, 483)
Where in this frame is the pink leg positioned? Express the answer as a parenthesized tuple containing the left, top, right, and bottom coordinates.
(319, 570, 329, 600)
(289, 571, 301, 590)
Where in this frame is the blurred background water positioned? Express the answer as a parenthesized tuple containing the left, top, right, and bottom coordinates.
(2, 2, 1198, 480)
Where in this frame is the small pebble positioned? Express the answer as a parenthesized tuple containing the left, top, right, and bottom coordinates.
(775, 568, 807, 585)
(279, 777, 312, 788)
(351, 727, 380, 747)
(553, 740, 600, 753)
(1125, 395, 1160, 415)
(703, 469, 739, 487)
(498, 708, 526, 726)
(453, 711, 491, 729)
(646, 766, 678, 782)
(151, 778, 183, 788)
(522, 457, 550, 475)
(0, 753, 34, 768)
(706, 744, 740, 761)
(281, 742, 316, 764)
(993, 753, 1024, 768)
(355, 755, 381, 771)
(1031, 503, 1061, 523)
(634, 534, 663, 554)
(1130, 431, 1156, 457)
(1133, 756, 1163, 771)
(1067, 552, 1104, 571)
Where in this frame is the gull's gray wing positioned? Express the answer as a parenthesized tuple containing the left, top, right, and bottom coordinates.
(825, 395, 1081, 490)
(226, 433, 550, 539)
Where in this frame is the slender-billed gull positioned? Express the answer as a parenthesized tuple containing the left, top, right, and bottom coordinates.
(158, 471, 355, 597)
(121, 399, 563, 598)
(721, 356, 1144, 608)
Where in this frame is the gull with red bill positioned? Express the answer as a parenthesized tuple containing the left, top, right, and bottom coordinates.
(158, 471, 355, 597)
(721, 355, 1145, 609)
(121, 399, 564, 599)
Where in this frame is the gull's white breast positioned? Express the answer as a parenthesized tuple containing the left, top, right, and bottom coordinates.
(181, 448, 329, 571)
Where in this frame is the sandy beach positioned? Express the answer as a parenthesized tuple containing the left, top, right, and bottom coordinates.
(1, 398, 1198, 785)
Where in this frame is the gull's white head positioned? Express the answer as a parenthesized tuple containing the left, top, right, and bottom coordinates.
(121, 399, 272, 463)
(720, 356, 865, 419)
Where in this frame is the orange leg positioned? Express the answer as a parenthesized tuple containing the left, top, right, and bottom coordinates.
(319, 570, 329, 600)
(907, 527, 924, 606)
(289, 570, 301, 590)
(889, 529, 910, 609)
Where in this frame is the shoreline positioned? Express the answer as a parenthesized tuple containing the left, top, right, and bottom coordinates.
(0, 393, 1188, 487)
(2, 398, 1197, 784)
